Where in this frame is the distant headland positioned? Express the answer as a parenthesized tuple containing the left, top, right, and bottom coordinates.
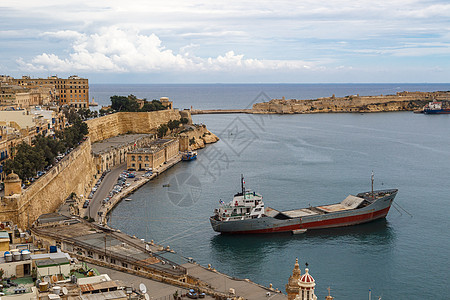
(252, 91, 450, 114)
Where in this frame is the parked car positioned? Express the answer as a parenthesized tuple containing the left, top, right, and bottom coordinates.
(83, 200, 90, 208)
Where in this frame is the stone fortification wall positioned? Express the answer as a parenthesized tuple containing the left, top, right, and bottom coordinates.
(252, 91, 450, 114)
(86, 110, 182, 143)
(0, 139, 96, 229)
(179, 125, 219, 151)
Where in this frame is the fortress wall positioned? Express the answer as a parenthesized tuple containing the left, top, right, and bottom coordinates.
(86, 110, 183, 142)
(180, 125, 219, 151)
(118, 110, 181, 134)
(86, 114, 120, 143)
(4, 138, 97, 229)
(0, 110, 195, 229)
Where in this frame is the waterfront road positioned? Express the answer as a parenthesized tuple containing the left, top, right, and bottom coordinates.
(86, 163, 126, 220)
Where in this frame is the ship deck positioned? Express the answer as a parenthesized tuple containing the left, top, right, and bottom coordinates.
(269, 195, 368, 219)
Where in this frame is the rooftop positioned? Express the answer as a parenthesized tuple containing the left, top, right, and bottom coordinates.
(91, 134, 152, 155)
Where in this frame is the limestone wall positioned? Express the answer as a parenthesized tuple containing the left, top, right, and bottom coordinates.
(0, 139, 96, 229)
(86, 110, 182, 143)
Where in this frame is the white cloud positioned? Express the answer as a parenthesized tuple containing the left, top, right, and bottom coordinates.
(17, 27, 317, 73)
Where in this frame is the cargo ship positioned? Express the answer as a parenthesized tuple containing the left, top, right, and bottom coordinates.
(210, 175, 398, 234)
(422, 101, 450, 114)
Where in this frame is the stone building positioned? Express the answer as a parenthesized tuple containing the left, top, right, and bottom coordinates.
(159, 97, 173, 109)
(91, 134, 155, 174)
(0, 109, 65, 180)
(126, 138, 179, 171)
(0, 82, 56, 110)
(12, 75, 89, 108)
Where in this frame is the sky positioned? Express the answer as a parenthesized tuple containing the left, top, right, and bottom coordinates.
(1, 0, 450, 83)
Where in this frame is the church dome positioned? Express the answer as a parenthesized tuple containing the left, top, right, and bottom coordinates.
(299, 268, 315, 283)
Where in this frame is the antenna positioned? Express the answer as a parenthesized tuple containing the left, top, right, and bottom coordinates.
(139, 283, 147, 294)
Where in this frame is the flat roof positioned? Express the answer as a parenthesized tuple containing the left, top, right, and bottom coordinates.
(35, 257, 70, 268)
(80, 290, 126, 300)
(31, 252, 71, 260)
(91, 134, 152, 154)
(37, 213, 72, 224)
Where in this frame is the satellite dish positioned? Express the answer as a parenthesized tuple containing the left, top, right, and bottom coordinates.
(144, 293, 150, 300)
(62, 287, 68, 295)
(139, 283, 147, 294)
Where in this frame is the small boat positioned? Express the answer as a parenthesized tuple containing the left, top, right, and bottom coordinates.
(124, 198, 132, 201)
(182, 151, 197, 161)
(210, 175, 398, 234)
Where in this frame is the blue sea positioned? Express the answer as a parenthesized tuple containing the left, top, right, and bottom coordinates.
(93, 83, 450, 299)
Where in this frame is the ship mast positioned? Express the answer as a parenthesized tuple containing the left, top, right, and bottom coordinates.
(371, 171, 374, 199)
(241, 174, 245, 199)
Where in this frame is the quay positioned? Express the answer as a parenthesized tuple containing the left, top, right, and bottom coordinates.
(33, 211, 287, 299)
(94, 154, 182, 225)
(190, 109, 253, 114)
(74, 146, 287, 299)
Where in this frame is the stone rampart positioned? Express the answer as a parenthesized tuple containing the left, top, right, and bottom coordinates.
(86, 110, 182, 142)
(252, 91, 449, 114)
(0, 139, 96, 229)
(179, 125, 219, 151)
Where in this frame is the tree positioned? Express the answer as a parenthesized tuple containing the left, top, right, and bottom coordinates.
(62, 107, 81, 124)
(180, 117, 189, 124)
(167, 119, 181, 131)
(141, 100, 166, 112)
(111, 95, 140, 112)
(157, 124, 169, 138)
(1, 120, 89, 181)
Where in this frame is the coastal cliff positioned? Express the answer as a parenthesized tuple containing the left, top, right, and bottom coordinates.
(252, 91, 450, 114)
(179, 125, 219, 151)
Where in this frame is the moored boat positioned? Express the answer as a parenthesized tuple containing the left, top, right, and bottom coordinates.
(182, 151, 197, 161)
(210, 175, 398, 234)
(422, 101, 450, 114)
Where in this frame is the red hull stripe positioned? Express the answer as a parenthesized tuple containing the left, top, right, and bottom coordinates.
(227, 206, 391, 234)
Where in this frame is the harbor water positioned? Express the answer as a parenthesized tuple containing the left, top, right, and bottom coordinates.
(96, 84, 450, 299)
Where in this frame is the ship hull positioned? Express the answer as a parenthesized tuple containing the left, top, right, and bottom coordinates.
(210, 189, 397, 234)
(423, 109, 450, 114)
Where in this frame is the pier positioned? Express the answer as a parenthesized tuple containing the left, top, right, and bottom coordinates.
(190, 109, 253, 114)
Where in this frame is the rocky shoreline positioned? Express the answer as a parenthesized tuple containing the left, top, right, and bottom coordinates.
(252, 91, 450, 114)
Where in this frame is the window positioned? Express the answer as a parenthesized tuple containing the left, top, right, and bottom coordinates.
(131, 156, 135, 161)
(145, 156, 149, 161)
(138, 156, 142, 161)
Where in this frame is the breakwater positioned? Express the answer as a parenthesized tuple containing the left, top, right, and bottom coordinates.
(191, 109, 253, 114)
(252, 91, 450, 114)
